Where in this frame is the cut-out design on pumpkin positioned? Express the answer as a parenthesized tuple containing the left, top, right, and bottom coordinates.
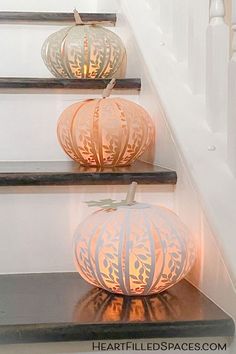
(57, 98, 155, 167)
(74, 202, 196, 296)
(41, 25, 127, 79)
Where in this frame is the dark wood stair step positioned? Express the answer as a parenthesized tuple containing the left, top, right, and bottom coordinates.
(0, 12, 116, 26)
(0, 273, 234, 344)
(0, 78, 141, 92)
(0, 161, 177, 186)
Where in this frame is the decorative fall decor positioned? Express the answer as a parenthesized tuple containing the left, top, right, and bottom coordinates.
(41, 9, 126, 79)
(74, 183, 196, 296)
(57, 79, 155, 167)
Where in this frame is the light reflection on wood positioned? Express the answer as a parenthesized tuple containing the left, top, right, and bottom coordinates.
(73, 287, 181, 323)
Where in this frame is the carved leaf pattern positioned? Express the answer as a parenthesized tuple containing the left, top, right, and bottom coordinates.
(42, 25, 126, 79)
(57, 98, 155, 167)
(74, 205, 196, 295)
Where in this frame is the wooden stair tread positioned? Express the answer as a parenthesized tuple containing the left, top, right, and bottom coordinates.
(0, 273, 234, 344)
(0, 78, 141, 92)
(0, 161, 177, 186)
(0, 12, 116, 26)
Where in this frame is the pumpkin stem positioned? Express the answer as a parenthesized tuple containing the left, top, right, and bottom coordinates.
(125, 182, 138, 205)
(73, 8, 84, 25)
(102, 78, 116, 98)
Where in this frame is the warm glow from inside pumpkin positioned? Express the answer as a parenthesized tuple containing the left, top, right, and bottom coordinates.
(83, 64, 88, 77)
(57, 98, 155, 167)
(74, 204, 195, 296)
(41, 25, 127, 79)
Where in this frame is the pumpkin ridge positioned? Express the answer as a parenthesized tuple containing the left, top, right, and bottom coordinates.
(91, 99, 103, 166)
(112, 100, 130, 166)
(97, 27, 113, 78)
(83, 26, 89, 78)
(94, 211, 119, 292)
(157, 207, 188, 284)
(118, 210, 130, 295)
(142, 208, 157, 295)
(145, 209, 167, 294)
(60, 27, 75, 78)
(69, 101, 92, 164)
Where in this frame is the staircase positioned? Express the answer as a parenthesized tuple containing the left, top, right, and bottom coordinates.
(0, 0, 235, 353)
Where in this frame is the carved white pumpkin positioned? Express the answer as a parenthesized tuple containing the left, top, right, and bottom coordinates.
(41, 24, 127, 79)
(74, 185, 196, 296)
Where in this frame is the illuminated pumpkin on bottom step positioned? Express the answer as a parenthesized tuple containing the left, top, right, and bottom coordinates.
(74, 183, 196, 296)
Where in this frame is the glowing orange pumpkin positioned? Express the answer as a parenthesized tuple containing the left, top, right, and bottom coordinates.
(57, 97, 155, 167)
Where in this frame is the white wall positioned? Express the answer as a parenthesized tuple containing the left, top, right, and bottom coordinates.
(233, 0, 236, 23)
(119, 0, 236, 324)
(0, 0, 116, 12)
(0, 0, 99, 12)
